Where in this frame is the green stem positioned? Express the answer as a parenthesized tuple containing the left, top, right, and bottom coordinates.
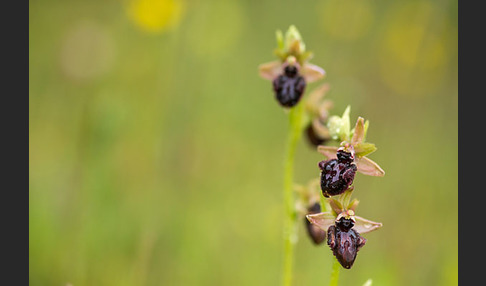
(329, 257, 341, 286)
(282, 103, 305, 286)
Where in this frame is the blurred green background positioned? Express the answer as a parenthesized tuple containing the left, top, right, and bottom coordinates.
(29, 0, 458, 285)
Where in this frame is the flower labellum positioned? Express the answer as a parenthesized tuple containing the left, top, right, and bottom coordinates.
(306, 123, 328, 146)
(318, 149, 357, 197)
(327, 216, 366, 269)
(272, 62, 306, 107)
(306, 200, 383, 270)
(305, 202, 327, 245)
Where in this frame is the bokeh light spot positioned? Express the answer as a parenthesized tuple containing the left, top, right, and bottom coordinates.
(60, 21, 115, 82)
(126, 0, 185, 34)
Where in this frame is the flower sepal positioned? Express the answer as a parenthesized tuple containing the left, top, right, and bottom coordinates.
(306, 208, 382, 235)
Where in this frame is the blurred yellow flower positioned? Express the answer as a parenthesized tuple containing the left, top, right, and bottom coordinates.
(126, 0, 185, 34)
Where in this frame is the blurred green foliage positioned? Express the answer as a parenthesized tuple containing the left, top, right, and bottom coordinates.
(29, 0, 458, 285)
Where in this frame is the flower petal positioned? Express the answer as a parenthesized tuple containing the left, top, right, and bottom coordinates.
(306, 212, 336, 232)
(299, 51, 314, 64)
(301, 63, 326, 83)
(355, 156, 385, 177)
(258, 60, 282, 80)
(328, 198, 343, 215)
(317, 145, 338, 159)
(354, 216, 383, 234)
(347, 198, 360, 212)
(354, 142, 377, 157)
(275, 30, 284, 50)
(316, 100, 334, 123)
(351, 117, 365, 145)
(311, 119, 331, 139)
(306, 83, 330, 111)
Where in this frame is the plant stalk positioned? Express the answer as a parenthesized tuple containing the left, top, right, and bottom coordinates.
(329, 257, 341, 286)
(282, 103, 305, 286)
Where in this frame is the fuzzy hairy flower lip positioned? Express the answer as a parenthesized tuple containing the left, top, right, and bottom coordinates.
(273, 70, 306, 107)
(318, 149, 358, 197)
(327, 221, 366, 269)
(259, 56, 325, 108)
(305, 202, 327, 245)
(305, 123, 329, 147)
